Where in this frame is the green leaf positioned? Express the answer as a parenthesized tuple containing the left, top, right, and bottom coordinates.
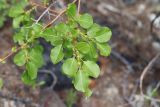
(68, 21, 78, 28)
(55, 23, 69, 34)
(13, 33, 25, 44)
(75, 42, 90, 54)
(73, 70, 89, 92)
(62, 58, 78, 78)
(0, 16, 5, 28)
(13, 15, 24, 28)
(85, 88, 92, 97)
(87, 24, 100, 37)
(8, 5, 24, 17)
(95, 27, 112, 43)
(87, 43, 98, 60)
(0, 78, 3, 89)
(29, 46, 44, 68)
(63, 39, 73, 49)
(33, 45, 44, 53)
(83, 61, 100, 78)
(78, 13, 93, 29)
(13, 50, 27, 66)
(50, 45, 64, 64)
(21, 71, 36, 85)
(43, 28, 63, 46)
(32, 24, 43, 37)
(64, 49, 73, 58)
(0, 0, 7, 9)
(70, 28, 78, 38)
(43, 28, 56, 41)
(97, 43, 111, 56)
(67, 3, 77, 17)
(26, 61, 38, 80)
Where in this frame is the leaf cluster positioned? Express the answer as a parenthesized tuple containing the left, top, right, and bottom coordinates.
(41, 3, 112, 96)
(2, 1, 112, 97)
(0, 0, 28, 28)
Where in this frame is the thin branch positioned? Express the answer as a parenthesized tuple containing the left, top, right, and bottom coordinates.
(43, 9, 66, 29)
(29, 1, 58, 14)
(43, 0, 77, 30)
(35, 2, 56, 24)
(78, 0, 81, 14)
(0, 44, 27, 63)
(140, 53, 160, 97)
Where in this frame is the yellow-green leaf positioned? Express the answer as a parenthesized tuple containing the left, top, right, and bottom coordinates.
(62, 58, 78, 78)
(97, 43, 111, 56)
(78, 13, 93, 29)
(83, 61, 100, 78)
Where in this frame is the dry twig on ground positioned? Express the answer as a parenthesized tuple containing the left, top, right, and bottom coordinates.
(140, 53, 160, 102)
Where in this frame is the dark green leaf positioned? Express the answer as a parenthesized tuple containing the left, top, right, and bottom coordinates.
(64, 49, 73, 58)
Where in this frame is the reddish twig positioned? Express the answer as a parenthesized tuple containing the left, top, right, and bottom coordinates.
(29, 1, 58, 14)
(43, 0, 77, 30)
(0, 44, 27, 63)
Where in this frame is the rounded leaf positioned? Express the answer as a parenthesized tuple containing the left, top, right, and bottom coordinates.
(55, 23, 69, 34)
(29, 46, 44, 68)
(78, 13, 93, 29)
(87, 24, 100, 37)
(83, 61, 100, 78)
(95, 27, 112, 43)
(74, 70, 89, 92)
(75, 42, 90, 54)
(50, 45, 64, 64)
(62, 58, 78, 77)
(26, 61, 38, 80)
(97, 43, 111, 56)
(21, 71, 36, 85)
(67, 3, 77, 17)
(13, 50, 27, 66)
